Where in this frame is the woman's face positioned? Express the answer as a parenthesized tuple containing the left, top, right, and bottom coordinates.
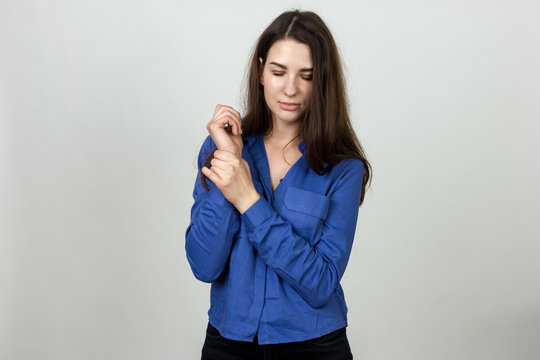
(259, 39, 313, 127)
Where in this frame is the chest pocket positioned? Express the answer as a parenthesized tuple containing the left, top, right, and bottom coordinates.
(280, 186, 330, 246)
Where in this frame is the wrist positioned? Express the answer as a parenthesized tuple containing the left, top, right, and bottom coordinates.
(235, 190, 261, 214)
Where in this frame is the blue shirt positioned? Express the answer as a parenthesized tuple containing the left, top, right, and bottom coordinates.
(185, 133, 364, 345)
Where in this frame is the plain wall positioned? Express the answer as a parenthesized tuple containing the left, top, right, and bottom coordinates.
(1, 1, 539, 359)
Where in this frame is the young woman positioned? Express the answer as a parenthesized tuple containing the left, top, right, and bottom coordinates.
(185, 10, 371, 360)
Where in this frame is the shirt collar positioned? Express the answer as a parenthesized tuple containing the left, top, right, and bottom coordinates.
(298, 139, 306, 154)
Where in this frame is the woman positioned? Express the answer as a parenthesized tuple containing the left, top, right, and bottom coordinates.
(186, 9, 371, 360)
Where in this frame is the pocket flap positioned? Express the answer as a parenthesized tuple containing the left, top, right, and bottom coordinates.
(283, 187, 330, 219)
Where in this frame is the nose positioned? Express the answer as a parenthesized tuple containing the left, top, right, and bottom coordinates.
(284, 75, 297, 97)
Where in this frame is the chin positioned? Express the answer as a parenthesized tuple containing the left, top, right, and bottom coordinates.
(277, 115, 301, 124)
(276, 110, 302, 122)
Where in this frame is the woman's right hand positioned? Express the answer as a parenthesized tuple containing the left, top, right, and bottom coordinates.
(206, 105, 243, 158)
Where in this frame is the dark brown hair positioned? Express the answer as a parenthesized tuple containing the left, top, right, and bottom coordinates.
(202, 9, 372, 205)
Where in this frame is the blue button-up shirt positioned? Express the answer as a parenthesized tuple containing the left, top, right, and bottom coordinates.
(185, 133, 364, 344)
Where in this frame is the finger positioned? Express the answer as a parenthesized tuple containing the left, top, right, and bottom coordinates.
(214, 105, 240, 121)
(231, 116, 242, 136)
(210, 158, 229, 170)
(219, 109, 241, 135)
(209, 117, 235, 136)
(227, 109, 242, 135)
(213, 104, 222, 116)
(213, 107, 242, 135)
(211, 113, 239, 131)
(208, 113, 234, 129)
(210, 105, 236, 123)
(201, 166, 222, 185)
(215, 104, 241, 118)
(214, 116, 242, 137)
(214, 149, 240, 162)
(209, 165, 229, 183)
(214, 104, 234, 117)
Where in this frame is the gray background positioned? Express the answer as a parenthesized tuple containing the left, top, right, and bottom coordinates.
(1, 1, 539, 359)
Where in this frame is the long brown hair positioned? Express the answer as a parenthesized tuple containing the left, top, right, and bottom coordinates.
(202, 10, 372, 205)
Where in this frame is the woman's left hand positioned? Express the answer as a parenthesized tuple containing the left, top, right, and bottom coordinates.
(201, 150, 261, 214)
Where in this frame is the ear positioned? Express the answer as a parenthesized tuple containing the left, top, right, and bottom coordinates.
(258, 57, 264, 86)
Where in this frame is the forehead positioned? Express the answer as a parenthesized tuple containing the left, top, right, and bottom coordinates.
(267, 39, 313, 68)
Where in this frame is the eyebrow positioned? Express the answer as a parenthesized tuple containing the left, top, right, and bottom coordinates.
(269, 62, 313, 72)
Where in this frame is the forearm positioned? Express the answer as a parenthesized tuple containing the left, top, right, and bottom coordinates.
(241, 197, 357, 307)
(185, 185, 240, 282)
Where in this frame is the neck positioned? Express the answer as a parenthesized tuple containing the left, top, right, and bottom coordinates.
(265, 118, 301, 147)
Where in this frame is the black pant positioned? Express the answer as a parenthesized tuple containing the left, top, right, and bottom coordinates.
(201, 322, 353, 360)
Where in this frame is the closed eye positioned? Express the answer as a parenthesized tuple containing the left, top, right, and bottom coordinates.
(272, 72, 312, 81)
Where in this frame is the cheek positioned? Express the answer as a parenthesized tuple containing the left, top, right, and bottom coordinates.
(303, 84, 313, 102)
(263, 80, 282, 100)
(262, 86, 276, 108)
(262, 85, 272, 102)
(265, 77, 282, 91)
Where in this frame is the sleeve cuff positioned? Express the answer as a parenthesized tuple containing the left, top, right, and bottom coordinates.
(241, 196, 274, 230)
(207, 184, 234, 209)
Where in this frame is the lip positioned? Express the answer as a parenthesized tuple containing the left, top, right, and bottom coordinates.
(279, 102, 300, 111)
